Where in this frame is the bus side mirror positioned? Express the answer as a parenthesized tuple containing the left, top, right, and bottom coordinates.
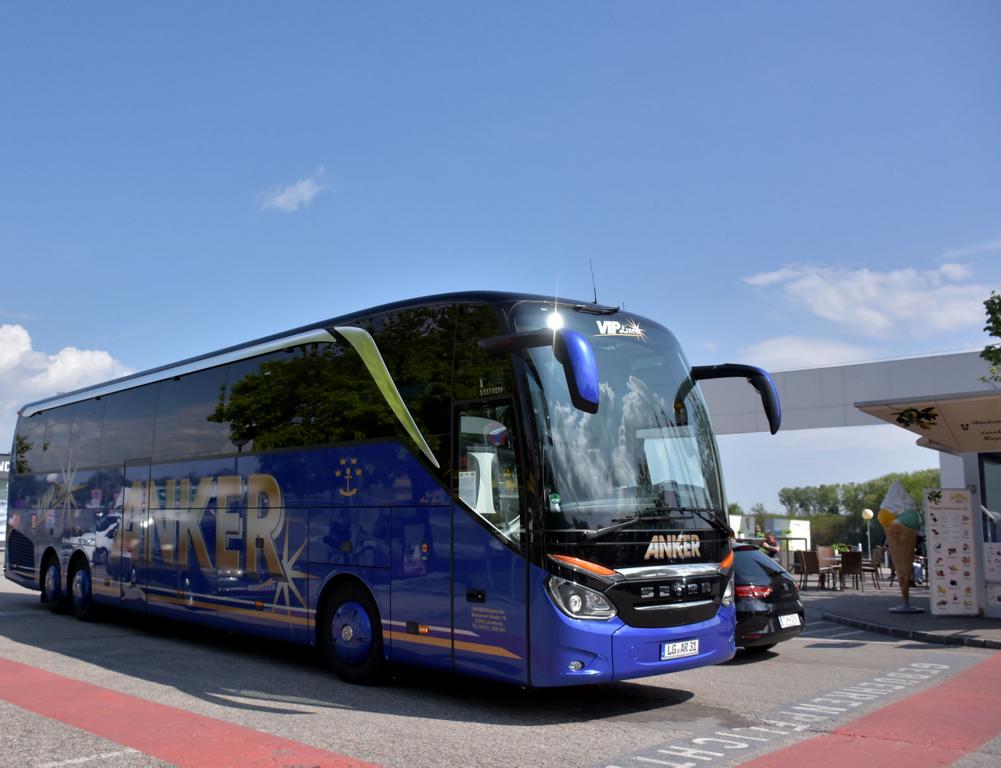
(553, 329, 599, 414)
(682, 364, 782, 434)
(478, 328, 600, 414)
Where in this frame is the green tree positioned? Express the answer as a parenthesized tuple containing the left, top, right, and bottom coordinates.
(815, 484, 841, 515)
(778, 487, 810, 516)
(777, 468, 941, 546)
(727, 502, 744, 516)
(808, 514, 854, 547)
(13, 433, 31, 475)
(981, 290, 1001, 387)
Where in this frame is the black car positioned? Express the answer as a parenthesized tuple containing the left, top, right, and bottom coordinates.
(733, 544, 805, 652)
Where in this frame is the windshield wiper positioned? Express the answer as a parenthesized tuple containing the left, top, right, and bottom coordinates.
(686, 507, 735, 537)
(583, 514, 670, 541)
(583, 506, 733, 541)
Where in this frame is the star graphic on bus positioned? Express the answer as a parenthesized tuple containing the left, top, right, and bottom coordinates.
(623, 318, 647, 341)
(272, 527, 308, 613)
(33, 462, 84, 524)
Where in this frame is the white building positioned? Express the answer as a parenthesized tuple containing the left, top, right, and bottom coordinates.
(700, 351, 1001, 618)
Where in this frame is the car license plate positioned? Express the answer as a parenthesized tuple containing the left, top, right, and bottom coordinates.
(778, 613, 802, 629)
(661, 639, 699, 660)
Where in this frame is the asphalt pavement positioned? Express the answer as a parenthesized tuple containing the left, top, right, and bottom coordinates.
(799, 584, 1001, 649)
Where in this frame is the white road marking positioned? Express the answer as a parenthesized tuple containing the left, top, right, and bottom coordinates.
(819, 629, 867, 639)
(37, 749, 139, 768)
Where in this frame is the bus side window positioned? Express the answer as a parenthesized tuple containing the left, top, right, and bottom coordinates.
(154, 366, 230, 460)
(457, 403, 522, 543)
(40, 404, 74, 473)
(71, 398, 106, 468)
(99, 385, 160, 467)
(15, 412, 47, 475)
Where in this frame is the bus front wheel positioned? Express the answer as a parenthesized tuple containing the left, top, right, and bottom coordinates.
(320, 583, 385, 684)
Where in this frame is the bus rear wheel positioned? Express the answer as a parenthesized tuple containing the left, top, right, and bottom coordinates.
(42, 557, 70, 614)
(320, 583, 385, 684)
(69, 560, 97, 621)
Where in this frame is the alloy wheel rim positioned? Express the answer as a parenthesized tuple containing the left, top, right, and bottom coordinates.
(72, 568, 91, 610)
(330, 600, 373, 665)
(44, 563, 60, 603)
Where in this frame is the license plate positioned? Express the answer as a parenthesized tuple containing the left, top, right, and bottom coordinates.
(661, 639, 699, 660)
(778, 613, 802, 629)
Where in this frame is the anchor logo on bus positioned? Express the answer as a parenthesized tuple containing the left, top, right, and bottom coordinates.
(336, 457, 363, 497)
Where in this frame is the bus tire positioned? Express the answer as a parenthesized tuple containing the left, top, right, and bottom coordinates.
(42, 556, 70, 614)
(69, 560, 97, 621)
(319, 582, 385, 684)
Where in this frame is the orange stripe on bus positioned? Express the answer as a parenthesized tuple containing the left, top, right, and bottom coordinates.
(385, 630, 521, 659)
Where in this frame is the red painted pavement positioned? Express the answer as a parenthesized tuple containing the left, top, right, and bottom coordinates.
(0, 658, 380, 768)
(739, 652, 1001, 768)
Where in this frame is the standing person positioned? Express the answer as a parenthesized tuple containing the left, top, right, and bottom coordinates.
(761, 531, 780, 560)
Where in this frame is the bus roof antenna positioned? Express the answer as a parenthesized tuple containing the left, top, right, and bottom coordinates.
(589, 259, 599, 304)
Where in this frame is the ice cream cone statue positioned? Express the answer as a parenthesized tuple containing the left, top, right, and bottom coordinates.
(877, 481, 924, 613)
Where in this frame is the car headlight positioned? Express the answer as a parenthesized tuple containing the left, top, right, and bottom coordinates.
(547, 575, 617, 621)
(721, 576, 734, 607)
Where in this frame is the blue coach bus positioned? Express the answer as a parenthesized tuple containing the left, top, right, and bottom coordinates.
(4, 292, 780, 686)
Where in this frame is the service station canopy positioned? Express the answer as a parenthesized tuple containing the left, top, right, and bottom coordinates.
(856, 390, 1001, 455)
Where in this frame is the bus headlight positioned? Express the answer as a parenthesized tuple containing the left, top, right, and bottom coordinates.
(547, 576, 617, 621)
(722, 576, 734, 607)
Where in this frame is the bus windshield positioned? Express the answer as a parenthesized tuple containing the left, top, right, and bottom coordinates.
(512, 303, 724, 530)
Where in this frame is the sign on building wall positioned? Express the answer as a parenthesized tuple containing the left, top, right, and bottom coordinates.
(985, 544, 1001, 617)
(925, 488, 978, 617)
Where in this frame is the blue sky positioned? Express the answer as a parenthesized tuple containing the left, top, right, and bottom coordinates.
(2, 3, 1000, 511)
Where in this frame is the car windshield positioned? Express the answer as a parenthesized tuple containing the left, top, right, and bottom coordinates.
(511, 302, 725, 531)
(734, 547, 790, 583)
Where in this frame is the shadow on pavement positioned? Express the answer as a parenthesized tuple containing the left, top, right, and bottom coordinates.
(0, 587, 699, 726)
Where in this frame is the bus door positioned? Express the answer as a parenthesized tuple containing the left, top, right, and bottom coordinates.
(114, 460, 151, 611)
(452, 400, 529, 684)
(390, 501, 453, 671)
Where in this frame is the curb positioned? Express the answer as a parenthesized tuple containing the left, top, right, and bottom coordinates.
(820, 610, 1001, 650)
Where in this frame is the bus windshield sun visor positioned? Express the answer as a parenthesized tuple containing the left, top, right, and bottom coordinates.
(479, 328, 599, 413)
(678, 364, 782, 434)
(333, 326, 441, 468)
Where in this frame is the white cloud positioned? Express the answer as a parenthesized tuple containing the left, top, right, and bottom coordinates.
(258, 166, 327, 212)
(941, 237, 1001, 261)
(938, 262, 972, 281)
(742, 267, 804, 287)
(0, 324, 131, 448)
(742, 263, 986, 337)
(740, 335, 879, 370)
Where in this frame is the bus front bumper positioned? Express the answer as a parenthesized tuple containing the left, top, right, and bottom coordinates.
(530, 590, 735, 687)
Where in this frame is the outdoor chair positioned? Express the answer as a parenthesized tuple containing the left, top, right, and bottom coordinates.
(862, 545, 884, 589)
(797, 550, 837, 590)
(839, 551, 864, 590)
(815, 545, 838, 569)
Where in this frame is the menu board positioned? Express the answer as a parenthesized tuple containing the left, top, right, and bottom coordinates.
(925, 488, 977, 617)
(988, 585, 1001, 613)
(985, 543, 1001, 582)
